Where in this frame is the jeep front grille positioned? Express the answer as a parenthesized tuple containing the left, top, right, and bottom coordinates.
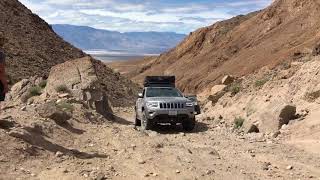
(159, 102, 184, 109)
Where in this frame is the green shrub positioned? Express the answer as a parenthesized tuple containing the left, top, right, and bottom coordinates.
(39, 80, 47, 89)
(29, 86, 42, 97)
(255, 78, 269, 87)
(228, 83, 241, 95)
(55, 84, 69, 93)
(234, 117, 245, 129)
(57, 102, 74, 112)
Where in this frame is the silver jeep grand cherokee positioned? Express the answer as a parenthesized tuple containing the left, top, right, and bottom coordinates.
(135, 76, 199, 131)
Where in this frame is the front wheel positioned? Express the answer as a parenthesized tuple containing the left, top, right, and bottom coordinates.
(141, 112, 153, 130)
(182, 118, 196, 132)
(135, 118, 141, 127)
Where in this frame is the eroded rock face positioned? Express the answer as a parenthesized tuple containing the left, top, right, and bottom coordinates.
(45, 56, 113, 119)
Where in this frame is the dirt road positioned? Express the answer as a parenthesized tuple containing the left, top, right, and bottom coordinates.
(1, 107, 320, 180)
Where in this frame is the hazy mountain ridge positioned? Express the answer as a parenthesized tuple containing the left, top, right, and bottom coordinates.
(52, 24, 186, 54)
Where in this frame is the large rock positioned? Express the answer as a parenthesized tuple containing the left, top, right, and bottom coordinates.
(6, 76, 44, 103)
(221, 75, 235, 85)
(246, 101, 296, 133)
(208, 85, 227, 105)
(45, 57, 113, 118)
(36, 102, 71, 124)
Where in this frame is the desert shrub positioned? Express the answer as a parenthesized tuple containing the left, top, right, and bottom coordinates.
(228, 83, 241, 95)
(57, 102, 74, 112)
(55, 84, 69, 93)
(39, 80, 47, 89)
(21, 86, 42, 102)
(29, 86, 42, 97)
(234, 117, 245, 129)
(255, 78, 269, 87)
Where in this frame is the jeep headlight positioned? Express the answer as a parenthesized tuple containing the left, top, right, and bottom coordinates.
(186, 102, 194, 107)
(146, 102, 159, 108)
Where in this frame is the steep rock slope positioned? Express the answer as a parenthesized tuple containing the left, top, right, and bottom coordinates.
(0, 0, 85, 83)
(130, 0, 320, 93)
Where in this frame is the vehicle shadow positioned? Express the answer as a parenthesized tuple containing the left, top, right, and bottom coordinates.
(151, 121, 209, 134)
(112, 114, 133, 125)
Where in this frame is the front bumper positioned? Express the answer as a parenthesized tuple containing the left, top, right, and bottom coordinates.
(145, 108, 195, 122)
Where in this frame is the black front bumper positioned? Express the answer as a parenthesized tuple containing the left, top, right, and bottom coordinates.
(151, 114, 190, 124)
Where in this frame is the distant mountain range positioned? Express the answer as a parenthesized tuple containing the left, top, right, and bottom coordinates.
(52, 24, 186, 54)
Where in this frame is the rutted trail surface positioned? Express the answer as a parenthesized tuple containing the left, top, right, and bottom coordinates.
(2, 107, 319, 180)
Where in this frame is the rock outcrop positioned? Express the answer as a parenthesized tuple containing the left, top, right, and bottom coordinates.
(45, 57, 113, 118)
(45, 56, 140, 109)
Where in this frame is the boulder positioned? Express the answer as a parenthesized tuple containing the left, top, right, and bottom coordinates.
(221, 75, 234, 85)
(7, 76, 44, 103)
(36, 102, 71, 124)
(254, 101, 296, 133)
(45, 56, 113, 119)
(208, 85, 227, 105)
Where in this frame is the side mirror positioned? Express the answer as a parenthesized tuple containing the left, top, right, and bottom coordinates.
(138, 93, 143, 98)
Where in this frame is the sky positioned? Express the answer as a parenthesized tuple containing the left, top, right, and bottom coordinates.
(19, 0, 272, 34)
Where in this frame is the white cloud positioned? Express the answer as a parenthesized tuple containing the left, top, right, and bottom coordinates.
(18, 0, 272, 33)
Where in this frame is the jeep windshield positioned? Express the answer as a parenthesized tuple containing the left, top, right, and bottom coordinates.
(146, 87, 183, 97)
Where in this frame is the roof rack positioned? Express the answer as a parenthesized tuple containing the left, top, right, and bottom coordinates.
(144, 76, 175, 87)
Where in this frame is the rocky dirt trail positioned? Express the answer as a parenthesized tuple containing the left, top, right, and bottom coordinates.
(2, 106, 320, 180)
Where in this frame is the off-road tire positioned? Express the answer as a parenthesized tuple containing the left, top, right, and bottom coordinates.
(182, 118, 196, 132)
(135, 115, 141, 127)
(141, 112, 153, 130)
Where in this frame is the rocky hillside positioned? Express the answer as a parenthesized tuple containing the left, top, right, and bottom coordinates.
(0, 0, 85, 84)
(124, 0, 320, 93)
(0, 0, 141, 106)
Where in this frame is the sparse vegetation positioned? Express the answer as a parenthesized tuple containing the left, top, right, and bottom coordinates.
(39, 80, 47, 89)
(21, 86, 43, 102)
(55, 84, 69, 93)
(228, 83, 241, 95)
(234, 117, 245, 129)
(255, 78, 269, 87)
(29, 86, 42, 97)
(57, 102, 74, 112)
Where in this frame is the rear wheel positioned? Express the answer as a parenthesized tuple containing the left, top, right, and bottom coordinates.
(141, 112, 153, 130)
(182, 118, 196, 132)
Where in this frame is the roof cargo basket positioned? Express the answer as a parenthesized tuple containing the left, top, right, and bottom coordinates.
(144, 76, 175, 87)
